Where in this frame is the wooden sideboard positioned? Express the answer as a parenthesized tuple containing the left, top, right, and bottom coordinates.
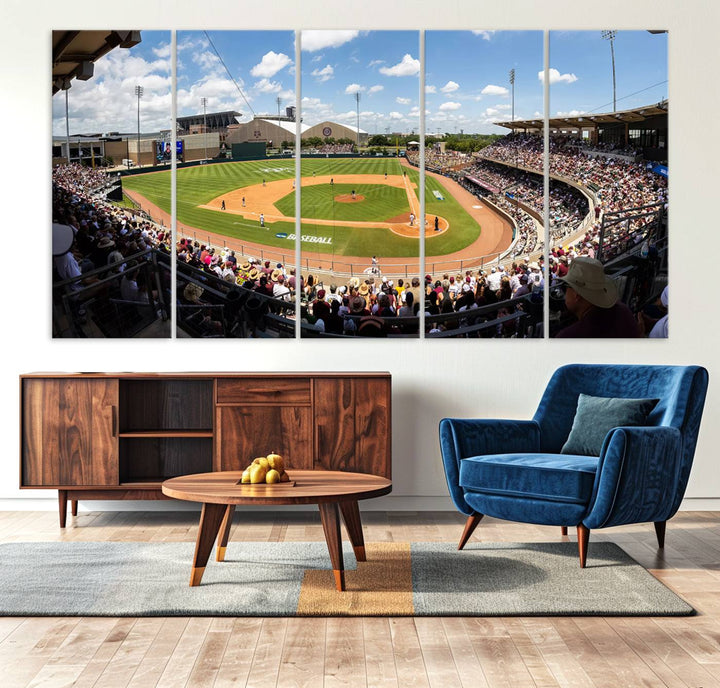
(20, 372, 391, 526)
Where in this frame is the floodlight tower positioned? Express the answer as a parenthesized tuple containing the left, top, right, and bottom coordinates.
(201, 97, 208, 160)
(601, 30, 617, 112)
(355, 91, 361, 148)
(509, 68, 515, 122)
(135, 85, 144, 167)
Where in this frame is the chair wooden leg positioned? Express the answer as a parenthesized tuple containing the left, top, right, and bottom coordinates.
(654, 520, 666, 549)
(577, 524, 590, 568)
(458, 513, 483, 550)
(561, 526, 568, 536)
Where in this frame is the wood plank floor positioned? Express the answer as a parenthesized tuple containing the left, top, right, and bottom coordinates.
(1, 509, 719, 687)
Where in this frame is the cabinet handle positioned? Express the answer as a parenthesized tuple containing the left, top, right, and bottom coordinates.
(111, 405, 117, 437)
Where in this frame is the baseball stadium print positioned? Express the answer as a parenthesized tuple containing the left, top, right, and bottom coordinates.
(52, 31, 172, 338)
(422, 30, 545, 337)
(299, 30, 421, 338)
(51, 29, 668, 339)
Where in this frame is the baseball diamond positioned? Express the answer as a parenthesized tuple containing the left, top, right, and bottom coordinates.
(122, 157, 513, 274)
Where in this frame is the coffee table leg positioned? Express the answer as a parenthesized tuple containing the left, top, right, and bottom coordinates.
(216, 505, 236, 562)
(318, 502, 345, 591)
(339, 500, 366, 562)
(190, 502, 227, 586)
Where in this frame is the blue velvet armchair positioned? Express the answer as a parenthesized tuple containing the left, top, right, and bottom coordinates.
(440, 364, 709, 567)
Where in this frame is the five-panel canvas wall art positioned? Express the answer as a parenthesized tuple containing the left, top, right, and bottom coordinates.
(52, 30, 668, 339)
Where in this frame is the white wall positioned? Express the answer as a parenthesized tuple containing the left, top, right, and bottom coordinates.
(1, 0, 718, 511)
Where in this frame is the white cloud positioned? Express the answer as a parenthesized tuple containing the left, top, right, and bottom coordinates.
(368, 85, 384, 94)
(251, 51, 292, 78)
(495, 103, 511, 110)
(311, 65, 334, 82)
(472, 30, 496, 41)
(153, 43, 172, 59)
(481, 84, 509, 96)
(344, 83, 365, 94)
(441, 80, 460, 94)
(388, 111, 404, 120)
(539, 68, 578, 84)
(253, 78, 282, 94)
(439, 101, 462, 111)
(379, 54, 420, 77)
(311, 54, 324, 63)
(555, 109, 586, 117)
(301, 30, 360, 52)
(368, 59, 385, 67)
(396, 97, 411, 105)
(52, 45, 174, 134)
(425, 85, 437, 94)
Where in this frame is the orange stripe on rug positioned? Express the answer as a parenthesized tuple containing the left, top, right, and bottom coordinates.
(296, 542, 413, 615)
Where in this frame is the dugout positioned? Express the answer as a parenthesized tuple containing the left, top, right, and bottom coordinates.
(231, 142, 267, 160)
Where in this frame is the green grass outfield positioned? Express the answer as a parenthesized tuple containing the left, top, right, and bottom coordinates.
(121, 158, 481, 257)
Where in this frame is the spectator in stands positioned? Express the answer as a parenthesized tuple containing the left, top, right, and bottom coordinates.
(555, 257, 640, 338)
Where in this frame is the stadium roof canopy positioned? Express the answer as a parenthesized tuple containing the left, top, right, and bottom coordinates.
(496, 100, 668, 132)
(177, 111, 242, 130)
(259, 118, 310, 134)
(52, 31, 141, 95)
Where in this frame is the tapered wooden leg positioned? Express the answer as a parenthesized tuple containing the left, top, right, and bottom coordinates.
(190, 502, 227, 586)
(319, 502, 345, 591)
(577, 524, 590, 568)
(58, 490, 68, 528)
(71, 500, 78, 517)
(654, 520, 666, 549)
(339, 500, 366, 562)
(561, 526, 568, 536)
(458, 513, 483, 550)
(216, 505, 236, 562)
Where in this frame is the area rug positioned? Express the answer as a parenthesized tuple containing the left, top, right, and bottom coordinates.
(0, 541, 692, 616)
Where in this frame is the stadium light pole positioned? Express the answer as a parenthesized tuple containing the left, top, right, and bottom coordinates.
(135, 85, 144, 167)
(509, 68, 515, 122)
(355, 92, 361, 149)
(201, 96, 208, 161)
(602, 30, 617, 112)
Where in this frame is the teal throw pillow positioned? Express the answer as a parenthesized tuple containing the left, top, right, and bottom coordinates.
(561, 394, 659, 456)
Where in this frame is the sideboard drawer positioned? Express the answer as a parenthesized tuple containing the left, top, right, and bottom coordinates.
(216, 377, 312, 405)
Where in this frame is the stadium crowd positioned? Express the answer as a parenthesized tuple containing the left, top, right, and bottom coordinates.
(52, 163, 170, 294)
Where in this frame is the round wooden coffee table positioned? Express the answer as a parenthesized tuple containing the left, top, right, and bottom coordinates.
(162, 470, 392, 591)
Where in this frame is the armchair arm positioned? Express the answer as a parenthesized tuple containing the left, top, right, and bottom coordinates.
(439, 418, 541, 515)
(583, 425, 683, 529)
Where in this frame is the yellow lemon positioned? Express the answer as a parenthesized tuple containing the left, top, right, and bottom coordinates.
(267, 453, 285, 473)
(266, 469, 280, 484)
(249, 464, 267, 484)
(241, 468, 251, 484)
(252, 457, 270, 470)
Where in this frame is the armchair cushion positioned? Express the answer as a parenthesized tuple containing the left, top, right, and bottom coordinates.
(560, 394, 659, 456)
(460, 453, 599, 505)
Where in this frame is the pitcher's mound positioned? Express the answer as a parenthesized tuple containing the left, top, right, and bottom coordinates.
(335, 194, 365, 203)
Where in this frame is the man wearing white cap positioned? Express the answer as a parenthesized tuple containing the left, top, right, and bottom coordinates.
(556, 257, 640, 338)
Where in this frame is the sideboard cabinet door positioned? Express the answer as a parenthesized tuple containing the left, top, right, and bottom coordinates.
(22, 378, 119, 486)
(313, 377, 391, 477)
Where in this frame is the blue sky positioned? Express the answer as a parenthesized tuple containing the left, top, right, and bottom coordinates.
(177, 31, 295, 123)
(52, 31, 172, 136)
(52, 29, 667, 137)
(426, 30, 667, 134)
(300, 30, 420, 135)
(426, 31, 544, 135)
(549, 31, 668, 116)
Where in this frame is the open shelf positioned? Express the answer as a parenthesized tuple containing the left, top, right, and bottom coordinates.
(119, 379, 213, 433)
(119, 437, 213, 483)
(118, 430, 213, 438)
